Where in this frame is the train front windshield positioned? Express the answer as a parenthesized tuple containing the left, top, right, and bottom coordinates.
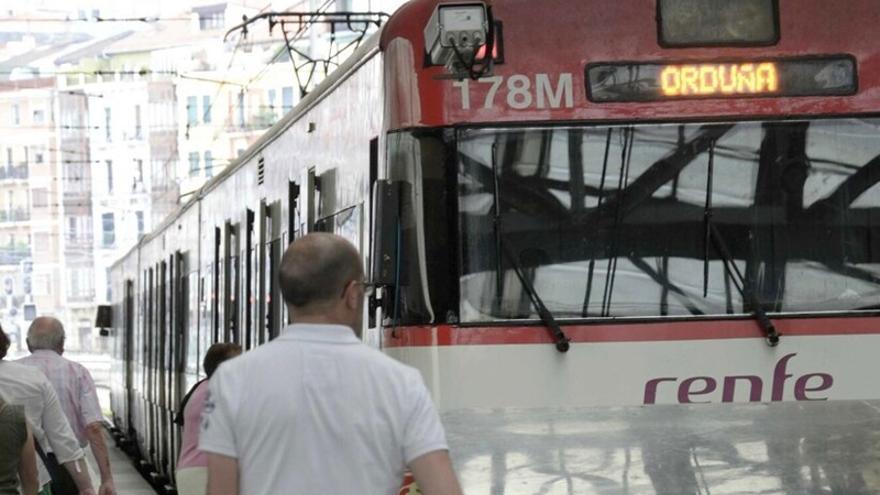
(456, 119, 880, 322)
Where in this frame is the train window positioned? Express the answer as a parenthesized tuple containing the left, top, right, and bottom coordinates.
(307, 167, 318, 231)
(457, 119, 880, 321)
(259, 202, 283, 341)
(320, 205, 362, 250)
(199, 274, 211, 376)
(224, 223, 240, 343)
(384, 131, 456, 325)
(213, 227, 222, 342)
(288, 182, 299, 242)
(186, 271, 199, 375)
(245, 209, 255, 350)
(658, 0, 778, 47)
(268, 238, 281, 338)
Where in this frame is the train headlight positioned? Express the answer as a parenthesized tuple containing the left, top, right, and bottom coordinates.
(424, 2, 489, 72)
(659, 0, 778, 47)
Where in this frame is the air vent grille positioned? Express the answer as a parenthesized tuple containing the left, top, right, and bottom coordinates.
(257, 157, 265, 185)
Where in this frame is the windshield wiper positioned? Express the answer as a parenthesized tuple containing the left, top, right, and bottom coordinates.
(503, 244, 571, 353)
(701, 139, 780, 346)
(491, 140, 571, 353)
(710, 223, 781, 346)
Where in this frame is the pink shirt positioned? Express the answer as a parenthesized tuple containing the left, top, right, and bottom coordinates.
(177, 380, 210, 469)
(17, 350, 103, 448)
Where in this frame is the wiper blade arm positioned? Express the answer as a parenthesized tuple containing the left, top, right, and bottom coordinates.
(503, 243, 571, 353)
(709, 223, 781, 347)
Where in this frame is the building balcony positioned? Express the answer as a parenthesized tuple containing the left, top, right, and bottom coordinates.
(0, 247, 30, 265)
(67, 291, 96, 304)
(0, 164, 28, 181)
(0, 208, 30, 223)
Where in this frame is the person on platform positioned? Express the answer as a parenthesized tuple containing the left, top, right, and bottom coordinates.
(200, 233, 462, 495)
(0, 330, 39, 495)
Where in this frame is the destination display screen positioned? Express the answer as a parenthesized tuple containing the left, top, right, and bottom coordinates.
(586, 56, 856, 103)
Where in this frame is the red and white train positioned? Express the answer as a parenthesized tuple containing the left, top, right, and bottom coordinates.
(108, 0, 880, 492)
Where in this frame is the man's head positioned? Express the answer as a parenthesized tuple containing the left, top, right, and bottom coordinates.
(0, 325, 9, 360)
(203, 343, 242, 378)
(278, 233, 366, 335)
(27, 316, 65, 355)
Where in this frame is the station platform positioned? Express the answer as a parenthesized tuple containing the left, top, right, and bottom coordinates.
(104, 430, 157, 495)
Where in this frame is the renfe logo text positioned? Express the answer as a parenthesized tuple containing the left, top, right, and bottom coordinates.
(643, 353, 834, 405)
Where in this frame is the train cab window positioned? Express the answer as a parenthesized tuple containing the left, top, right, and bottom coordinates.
(384, 131, 456, 325)
(457, 119, 880, 322)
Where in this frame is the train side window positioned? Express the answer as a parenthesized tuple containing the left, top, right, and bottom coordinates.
(224, 223, 240, 343)
(307, 167, 318, 231)
(288, 182, 300, 243)
(245, 209, 256, 350)
(186, 269, 199, 375)
(213, 227, 221, 342)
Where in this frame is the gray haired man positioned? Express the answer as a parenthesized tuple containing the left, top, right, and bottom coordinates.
(18, 317, 116, 495)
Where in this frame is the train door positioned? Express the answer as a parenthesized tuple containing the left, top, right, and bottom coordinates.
(158, 259, 169, 476)
(146, 267, 157, 467)
(168, 251, 187, 481)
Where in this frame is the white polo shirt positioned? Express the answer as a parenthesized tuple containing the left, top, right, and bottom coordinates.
(199, 324, 449, 495)
(0, 360, 85, 486)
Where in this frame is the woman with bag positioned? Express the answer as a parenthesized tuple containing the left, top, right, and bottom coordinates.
(175, 343, 242, 495)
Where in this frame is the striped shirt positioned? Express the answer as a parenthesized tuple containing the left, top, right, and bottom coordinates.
(18, 350, 104, 448)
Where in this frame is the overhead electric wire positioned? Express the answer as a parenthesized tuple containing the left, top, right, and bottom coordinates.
(0, 16, 190, 23)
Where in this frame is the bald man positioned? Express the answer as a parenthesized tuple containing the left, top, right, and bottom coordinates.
(18, 317, 115, 495)
(200, 233, 462, 495)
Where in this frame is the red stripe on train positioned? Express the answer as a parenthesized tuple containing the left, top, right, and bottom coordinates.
(382, 317, 880, 347)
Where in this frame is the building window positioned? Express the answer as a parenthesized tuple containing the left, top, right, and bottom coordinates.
(101, 213, 115, 247)
(282, 86, 294, 113)
(104, 107, 112, 141)
(236, 148, 245, 158)
(34, 148, 44, 164)
(32, 109, 44, 124)
(32, 188, 48, 208)
(68, 216, 77, 237)
(202, 95, 212, 124)
(267, 89, 277, 116)
(106, 160, 113, 193)
(336, 0, 353, 11)
(12, 104, 19, 125)
(198, 8, 225, 30)
(105, 268, 112, 302)
(5, 148, 11, 167)
(187, 96, 198, 126)
(134, 159, 144, 191)
(136, 211, 144, 237)
(237, 91, 245, 129)
(134, 105, 142, 139)
(204, 151, 213, 178)
(188, 152, 200, 177)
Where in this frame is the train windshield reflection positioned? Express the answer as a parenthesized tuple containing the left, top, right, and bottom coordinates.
(457, 119, 880, 322)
